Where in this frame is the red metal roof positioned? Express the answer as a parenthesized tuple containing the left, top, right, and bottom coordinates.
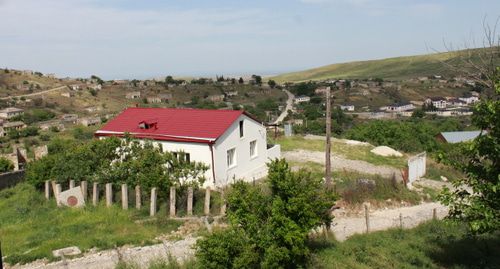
(95, 107, 254, 143)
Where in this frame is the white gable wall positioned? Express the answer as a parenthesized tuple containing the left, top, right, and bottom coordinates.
(213, 114, 268, 186)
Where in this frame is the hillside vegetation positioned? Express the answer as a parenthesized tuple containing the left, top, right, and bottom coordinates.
(272, 48, 499, 82)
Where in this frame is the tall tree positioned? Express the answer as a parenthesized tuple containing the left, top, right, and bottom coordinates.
(439, 67, 500, 234)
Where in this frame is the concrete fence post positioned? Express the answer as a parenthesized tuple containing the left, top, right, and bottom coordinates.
(135, 185, 141, 209)
(169, 187, 176, 218)
(105, 183, 112, 207)
(121, 184, 128, 210)
(364, 203, 370, 233)
(55, 184, 62, 207)
(80, 181, 88, 201)
(51, 181, 57, 198)
(220, 188, 227, 216)
(399, 213, 403, 229)
(150, 187, 157, 217)
(187, 187, 193, 216)
(204, 187, 211, 216)
(433, 208, 437, 220)
(92, 182, 99, 206)
(69, 180, 75, 189)
(44, 180, 50, 200)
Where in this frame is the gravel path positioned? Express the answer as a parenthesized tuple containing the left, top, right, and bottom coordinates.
(330, 202, 448, 241)
(0, 86, 67, 100)
(283, 149, 402, 180)
(273, 89, 294, 124)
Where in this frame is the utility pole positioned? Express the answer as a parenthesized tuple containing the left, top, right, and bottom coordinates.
(325, 86, 332, 188)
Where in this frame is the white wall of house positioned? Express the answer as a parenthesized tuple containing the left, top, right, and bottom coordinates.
(213, 114, 269, 187)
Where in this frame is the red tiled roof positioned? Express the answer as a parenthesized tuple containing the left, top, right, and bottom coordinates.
(95, 107, 255, 143)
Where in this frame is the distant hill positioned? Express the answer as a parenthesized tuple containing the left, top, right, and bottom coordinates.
(272, 48, 499, 83)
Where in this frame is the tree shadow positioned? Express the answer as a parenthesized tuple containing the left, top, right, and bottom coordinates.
(427, 231, 500, 269)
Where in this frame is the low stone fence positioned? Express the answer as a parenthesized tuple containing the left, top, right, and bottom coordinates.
(44, 180, 226, 218)
(0, 170, 25, 190)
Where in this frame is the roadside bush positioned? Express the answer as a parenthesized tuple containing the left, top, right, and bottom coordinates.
(196, 159, 337, 268)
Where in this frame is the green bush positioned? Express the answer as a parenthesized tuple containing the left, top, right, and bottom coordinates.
(196, 159, 337, 268)
(0, 157, 14, 173)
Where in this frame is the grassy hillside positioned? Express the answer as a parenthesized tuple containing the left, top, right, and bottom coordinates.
(273, 48, 499, 82)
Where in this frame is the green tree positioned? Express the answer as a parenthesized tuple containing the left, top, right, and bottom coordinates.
(411, 108, 426, 118)
(439, 69, 500, 234)
(268, 79, 277, 88)
(196, 159, 337, 268)
(238, 77, 244, 84)
(0, 157, 14, 173)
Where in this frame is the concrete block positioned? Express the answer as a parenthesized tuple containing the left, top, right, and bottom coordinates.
(58, 187, 85, 208)
(52, 246, 81, 257)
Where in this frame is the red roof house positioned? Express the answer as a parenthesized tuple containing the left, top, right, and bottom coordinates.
(95, 107, 280, 186)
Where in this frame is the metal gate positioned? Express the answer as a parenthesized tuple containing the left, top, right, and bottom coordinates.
(407, 152, 426, 183)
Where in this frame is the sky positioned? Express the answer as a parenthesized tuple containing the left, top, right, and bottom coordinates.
(0, 0, 499, 79)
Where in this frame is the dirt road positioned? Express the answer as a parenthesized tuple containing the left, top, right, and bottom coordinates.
(330, 202, 447, 241)
(273, 89, 294, 124)
(0, 86, 67, 100)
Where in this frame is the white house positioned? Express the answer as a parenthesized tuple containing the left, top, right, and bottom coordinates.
(95, 108, 281, 187)
(294, 96, 311, 104)
(459, 95, 479, 104)
(339, 104, 355, 111)
(425, 97, 447, 109)
(386, 102, 415, 112)
(0, 107, 24, 119)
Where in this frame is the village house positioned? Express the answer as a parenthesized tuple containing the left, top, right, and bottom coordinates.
(126, 91, 141, 99)
(340, 104, 355, 111)
(436, 130, 485, 143)
(207, 94, 225, 102)
(294, 96, 311, 104)
(425, 97, 448, 109)
(95, 108, 281, 187)
(459, 95, 479, 104)
(146, 96, 162, 104)
(1, 121, 26, 136)
(78, 117, 101, 127)
(385, 102, 415, 112)
(225, 91, 238, 97)
(0, 107, 24, 119)
(39, 121, 65, 131)
(158, 93, 173, 102)
(62, 114, 78, 123)
(448, 98, 467, 107)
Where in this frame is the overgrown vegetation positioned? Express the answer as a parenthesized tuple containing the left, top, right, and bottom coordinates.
(0, 183, 182, 265)
(345, 118, 470, 153)
(439, 68, 500, 234)
(26, 137, 208, 192)
(196, 159, 337, 268)
(310, 221, 500, 269)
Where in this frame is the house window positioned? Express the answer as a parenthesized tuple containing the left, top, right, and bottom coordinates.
(239, 120, 244, 138)
(227, 148, 236, 168)
(173, 152, 190, 163)
(250, 140, 257, 158)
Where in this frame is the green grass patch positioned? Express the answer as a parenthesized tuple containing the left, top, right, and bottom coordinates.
(309, 220, 500, 269)
(289, 161, 422, 205)
(0, 183, 182, 265)
(426, 160, 464, 181)
(274, 136, 406, 168)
